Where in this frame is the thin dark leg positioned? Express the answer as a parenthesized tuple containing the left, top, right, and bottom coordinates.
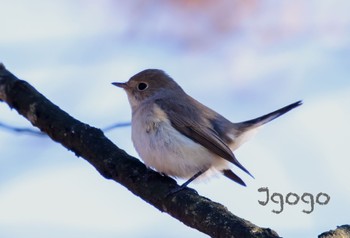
(166, 170, 206, 196)
(179, 170, 205, 188)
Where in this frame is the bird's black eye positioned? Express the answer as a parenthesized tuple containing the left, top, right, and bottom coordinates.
(137, 82, 148, 91)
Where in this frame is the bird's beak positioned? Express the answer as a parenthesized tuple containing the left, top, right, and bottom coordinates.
(112, 82, 127, 89)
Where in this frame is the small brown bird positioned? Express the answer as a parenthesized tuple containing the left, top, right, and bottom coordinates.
(113, 69, 301, 192)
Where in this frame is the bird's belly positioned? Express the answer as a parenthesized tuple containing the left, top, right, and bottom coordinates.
(132, 118, 229, 179)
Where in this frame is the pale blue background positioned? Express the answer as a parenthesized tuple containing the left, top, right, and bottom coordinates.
(1, 1, 349, 237)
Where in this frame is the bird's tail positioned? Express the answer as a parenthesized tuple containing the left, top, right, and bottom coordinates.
(223, 101, 302, 184)
(236, 100, 302, 131)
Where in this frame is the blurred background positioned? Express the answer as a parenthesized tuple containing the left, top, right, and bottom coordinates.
(1, 0, 349, 237)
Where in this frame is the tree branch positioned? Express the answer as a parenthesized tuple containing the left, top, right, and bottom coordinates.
(319, 225, 350, 238)
(0, 63, 279, 238)
(0, 121, 131, 135)
(102, 122, 131, 132)
(0, 121, 44, 135)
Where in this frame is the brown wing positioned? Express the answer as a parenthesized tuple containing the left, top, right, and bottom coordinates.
(155, 98, 252, 177)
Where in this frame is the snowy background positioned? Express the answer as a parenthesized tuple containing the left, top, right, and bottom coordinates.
(1, 1, 350, 237)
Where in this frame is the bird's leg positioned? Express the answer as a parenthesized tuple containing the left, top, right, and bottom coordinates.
(179, 170, 205, 188)
(166, 169, 207, 196)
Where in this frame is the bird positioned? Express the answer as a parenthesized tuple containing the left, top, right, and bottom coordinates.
(112, 69, 301, 193)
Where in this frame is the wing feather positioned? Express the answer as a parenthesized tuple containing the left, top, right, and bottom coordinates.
(155, 98, 252, 177)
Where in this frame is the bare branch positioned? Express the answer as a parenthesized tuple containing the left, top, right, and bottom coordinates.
(319, 225, 350, 238)
(0, 120, 130, 135)
(102, 122, 131, 132)
(0, 121, 44, 136)
(0, 63, 279, 238)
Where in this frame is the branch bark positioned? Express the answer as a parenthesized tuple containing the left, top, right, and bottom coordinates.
(318, 225, 350, 238)
(0, 63, 279, 238)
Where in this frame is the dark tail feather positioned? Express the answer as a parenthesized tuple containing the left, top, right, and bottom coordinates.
(237, 100, 302, 130)
(223, 101, 301, 186)
(227, 153, 254, 179)
(222, 169, 246, 186)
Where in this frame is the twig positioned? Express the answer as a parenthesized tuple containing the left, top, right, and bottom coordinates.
(0, 121, 131, 135)
(102, 122, 131, 132)
(0, 122, 44, 136)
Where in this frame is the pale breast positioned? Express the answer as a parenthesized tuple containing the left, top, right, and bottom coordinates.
(131, 104, 230, 179)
